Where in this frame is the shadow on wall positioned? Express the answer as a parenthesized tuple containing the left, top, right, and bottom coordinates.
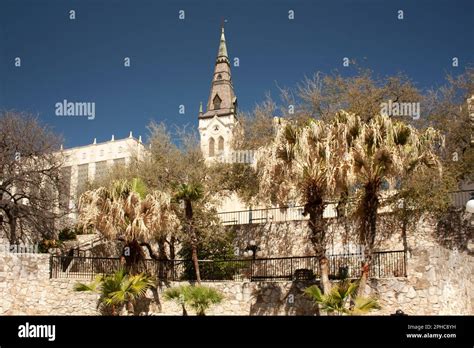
(231, 222, 314, 257)
(249, 281, 320, 316)
(132, 287, 162, 316)
(90, 241, 124, 257)
(435, 208, 473, 254)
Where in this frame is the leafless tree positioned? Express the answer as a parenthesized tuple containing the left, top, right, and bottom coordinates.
(0, 111, 68, 244)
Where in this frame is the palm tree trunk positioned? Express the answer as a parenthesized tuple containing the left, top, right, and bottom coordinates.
(157, 238, 168, 280)
(169, 236, 176, 260)
(305, 197, 331, 294)
(185, 199, 201, 284)
(157, 238, 168, 260)
(400, 212, 408, 278)
(191, 241, 201, 284)
(358, 257, 371, 297)
(124, 239, 146, 275)
(358, 183, 378, 297)
(319, 256, 331, 294)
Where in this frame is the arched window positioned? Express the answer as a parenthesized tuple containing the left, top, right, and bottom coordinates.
(218, 136, 224, 153)
(213, 94, 222, 110)
(208, 137, 215, 157)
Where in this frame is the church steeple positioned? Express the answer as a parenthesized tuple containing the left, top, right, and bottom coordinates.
(217, 26, 228, 60)
(200, 24, 237, 119)
(198, 24, 239, 160)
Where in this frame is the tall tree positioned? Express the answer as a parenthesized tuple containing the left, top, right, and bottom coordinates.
(78, 178, 180, 273)
(256, 116, 354, 293)
(424, 67, 474, 183)
(288, 68, 421, 123)
(351, 115, 443, 295)
(0, 111, 67, 244)
(174, 183, 204, 284)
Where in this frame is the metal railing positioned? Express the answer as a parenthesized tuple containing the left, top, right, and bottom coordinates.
(217, 190, 474, 225)
(50, 250, 406, 281)
(450, 189, 474, 209)
(218, 205, 337, 226)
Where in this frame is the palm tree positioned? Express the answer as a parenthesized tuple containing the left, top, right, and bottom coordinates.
(78, 178, 180, 274)
(163, 285, 190, 316)
(163, 285, 224, 316)
(304, 280, 380, 315)
(257, 117, 353, 294)
(174, 183, 204, 284)
(186, 285, 224, 316)
(351, 115, 442, 295)
(74, 269, 155, 315)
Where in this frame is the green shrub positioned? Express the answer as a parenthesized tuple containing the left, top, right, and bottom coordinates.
(74, 269, 155, 316)
(164, 285, 224, 316)
(304, 280, 380, 315)
(58, 228, 77, 241)
(179, 231, 241, 281)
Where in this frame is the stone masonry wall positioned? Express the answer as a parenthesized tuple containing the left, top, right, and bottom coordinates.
(231, 218, 404, 258)
(0, 254, 97, 315)
(0, 216, 472, 315)
(367, 217, 474, 315)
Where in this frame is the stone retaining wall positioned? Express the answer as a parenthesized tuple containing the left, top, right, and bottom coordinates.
(230, 218, 404, 258)
(0, 217, 472, 315)
(0, 254, 97, 315)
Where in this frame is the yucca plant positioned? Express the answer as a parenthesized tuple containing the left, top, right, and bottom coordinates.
(304, 280, 380, 316)
(163, 285, 224, 316)
(74, 269, 155, 316)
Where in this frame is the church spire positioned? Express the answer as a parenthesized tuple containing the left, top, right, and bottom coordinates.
(198, 23, 239, 160)
(200, 23, 237, 119)
(217, 26, 228, 59)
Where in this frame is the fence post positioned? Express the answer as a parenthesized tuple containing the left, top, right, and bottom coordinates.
(49, 255, 53, 279)
(250, 259, 254, 281)
(378, 254, 381, 278)
(290, 258, 293, 280)
(172, 259, 176, 281)
(403, 250, 407, 277)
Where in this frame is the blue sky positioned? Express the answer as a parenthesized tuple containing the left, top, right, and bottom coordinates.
(0, 0, 473, 147)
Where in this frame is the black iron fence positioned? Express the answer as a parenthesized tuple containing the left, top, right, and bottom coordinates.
(217, 204, 342, 225)
(50, 250, 406, 281)
(450, 189, 474, 209)
(217, 190, 474, 225)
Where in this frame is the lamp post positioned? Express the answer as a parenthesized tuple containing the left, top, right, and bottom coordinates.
(243, 240, 260, 281)
(243, 240, 260, 260)
(466, 192, 474, 253)
(466, 193, 474, 214)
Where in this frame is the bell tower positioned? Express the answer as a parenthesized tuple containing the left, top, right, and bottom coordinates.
(198, 24, 238, 160)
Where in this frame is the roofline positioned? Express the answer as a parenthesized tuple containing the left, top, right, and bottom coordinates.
(61, 136, 145, 152)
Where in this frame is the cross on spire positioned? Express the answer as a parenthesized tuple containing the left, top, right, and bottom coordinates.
(217, 20, 228, 59)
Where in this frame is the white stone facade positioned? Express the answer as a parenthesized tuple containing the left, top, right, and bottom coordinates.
(58, 134, 146, 215)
